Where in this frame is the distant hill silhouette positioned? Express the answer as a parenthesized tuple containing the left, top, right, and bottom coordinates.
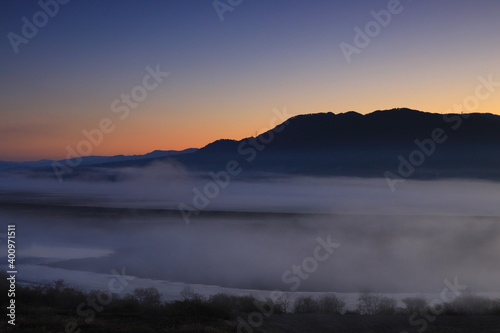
(0, 149, 197, 171)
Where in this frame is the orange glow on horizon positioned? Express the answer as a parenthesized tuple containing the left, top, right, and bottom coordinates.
(2, 103, 500, 162)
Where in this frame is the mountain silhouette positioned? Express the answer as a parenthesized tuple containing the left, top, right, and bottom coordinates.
(173, 108, 500, 179)
(7, 108, 500, 180)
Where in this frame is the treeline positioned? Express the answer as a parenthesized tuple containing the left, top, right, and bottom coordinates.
(293, 293, 500, 316)
(2, 271, 500, 333)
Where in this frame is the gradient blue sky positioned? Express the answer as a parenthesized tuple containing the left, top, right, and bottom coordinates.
(1, 0, 499, 160)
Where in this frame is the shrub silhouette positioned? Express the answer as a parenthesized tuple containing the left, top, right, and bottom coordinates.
(441, 294, 495, 315)
(293, 296, 320, 313)
(132, 287, 162, 307)
(490, 298, 500, 315)
(318, 293, 346, 314)
(180, 285, 203, 302)
(402, 297, 428, 315)
(357, 293, 397, 315)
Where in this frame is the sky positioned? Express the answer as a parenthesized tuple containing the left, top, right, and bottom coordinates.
(1, 0, 499, 161)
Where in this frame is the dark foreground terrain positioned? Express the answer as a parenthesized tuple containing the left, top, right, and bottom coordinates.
(2, 275, 500, 333)
(4, 311, 500, 333)
(262, 314, 500, 333)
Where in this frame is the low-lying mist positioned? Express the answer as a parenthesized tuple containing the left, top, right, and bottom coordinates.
(1, 162, 500, 294)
